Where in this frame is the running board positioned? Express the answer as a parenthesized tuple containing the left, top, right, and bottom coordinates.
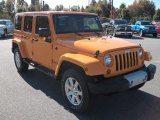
(24, 59, 56, 79)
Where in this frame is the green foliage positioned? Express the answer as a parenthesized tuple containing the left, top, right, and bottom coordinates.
(55, 4, 64, 11)
(153, 9, 160, 21)
(86, 0, 111, 18)
(121, 8, 131, 19)
(43, 4, 50, 11)
(120, 3, 126, 9)
(128, 0, 155, 19)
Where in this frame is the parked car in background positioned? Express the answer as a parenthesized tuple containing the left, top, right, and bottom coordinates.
(131, 21, 158, 37)
(0, 19, 14, 37)
(105, 19, 133, 37)
(101, 18, 110, 31)
(154, 22, 160, 34)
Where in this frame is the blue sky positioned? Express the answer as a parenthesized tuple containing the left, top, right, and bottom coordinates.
(25, 0, 160, 9)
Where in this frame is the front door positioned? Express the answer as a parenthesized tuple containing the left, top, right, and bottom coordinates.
(32, 16, 53, 69)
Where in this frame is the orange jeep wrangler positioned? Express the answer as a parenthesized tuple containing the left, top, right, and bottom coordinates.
(12, 11, 156, 112)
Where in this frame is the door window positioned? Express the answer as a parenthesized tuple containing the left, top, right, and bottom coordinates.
(15, 16, 22, 30)
(24, 16, 33, 33)
(36, 16, 49, 34)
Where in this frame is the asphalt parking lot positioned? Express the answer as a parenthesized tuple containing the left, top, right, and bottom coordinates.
(0, 35, 160, 120)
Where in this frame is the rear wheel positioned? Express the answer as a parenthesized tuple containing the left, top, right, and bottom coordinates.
(14, 48, 29, 72)
(61, 68, 90, 113)
(153, 33, 158, 37)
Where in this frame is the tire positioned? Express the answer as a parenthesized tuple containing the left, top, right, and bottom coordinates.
(130, 83, 145, 91)
(61, 68, 90, 113)
(1, 29, 6, 38)
(139, 30, 143, 37)
(14, 48, 29, 72)
(153, 33, 158, 38)
(129, 35, 133, 38)
(113, 30, 117, 37)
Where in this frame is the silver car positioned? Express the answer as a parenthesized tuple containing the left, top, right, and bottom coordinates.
(0, 19, 14, 37)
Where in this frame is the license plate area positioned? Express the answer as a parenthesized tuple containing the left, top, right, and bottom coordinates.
(124, 70, 148, 88)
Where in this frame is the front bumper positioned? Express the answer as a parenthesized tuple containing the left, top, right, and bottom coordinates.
(116, 31, 133, 36)
(88, 64, 156, 94)
(143, 29, 158, 34)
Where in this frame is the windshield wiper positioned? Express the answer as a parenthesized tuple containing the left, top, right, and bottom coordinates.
(93, 32, 101, 36)
(74, 32, 84, 36)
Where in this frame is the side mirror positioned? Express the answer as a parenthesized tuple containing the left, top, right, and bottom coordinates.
(38, 28, 51, 37)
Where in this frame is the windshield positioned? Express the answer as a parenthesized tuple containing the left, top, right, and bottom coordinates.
(141, 22, 152, 25)
(114, 20, 127, 25)
(0, 21, 6, 25)
(53, 14, 103, 34)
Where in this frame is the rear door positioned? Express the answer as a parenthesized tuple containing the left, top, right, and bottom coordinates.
(22, 16, 34, 59)
(32, 15, 53, 69)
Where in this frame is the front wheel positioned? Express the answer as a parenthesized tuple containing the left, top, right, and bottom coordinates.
(112, 30, 117, 37)
(139, 30, 144, 37)
(1, 30, 6, 38)
(61, 68, 90, 113)
(14, 48, 29, 72)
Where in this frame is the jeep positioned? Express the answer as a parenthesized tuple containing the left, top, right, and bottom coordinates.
(12, 11, 156, 112)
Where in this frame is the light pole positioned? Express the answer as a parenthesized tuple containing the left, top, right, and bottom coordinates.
(111, 0, 113, 19)
(42, 0, 44, 11)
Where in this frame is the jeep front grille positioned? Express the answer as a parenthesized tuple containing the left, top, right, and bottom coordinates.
(115, 51, 139, 71)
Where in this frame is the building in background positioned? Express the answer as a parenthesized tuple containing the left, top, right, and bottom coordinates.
(31, 0, 39, 5)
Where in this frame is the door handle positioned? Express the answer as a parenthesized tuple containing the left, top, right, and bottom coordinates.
(32, 38, 38, 42)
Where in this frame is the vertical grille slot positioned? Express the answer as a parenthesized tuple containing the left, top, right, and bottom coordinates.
(136, 51, 138, 65)
(130, 52, 133, 67)
(115, 55, 119, 71)
(126, 53, 129, 68)
(123, 54, 126, 69)
(133, 52, 135, 66)
(119, 54, 122, 70)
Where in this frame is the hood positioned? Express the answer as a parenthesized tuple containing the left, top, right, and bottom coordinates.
(143, 25, 155, 27)
(115, 24, 129, 27)
(57, 36, 140, 56)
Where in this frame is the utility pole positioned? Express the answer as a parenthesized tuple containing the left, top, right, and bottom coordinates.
(111, 0, 113, 19)
(42, 0, 44, 11)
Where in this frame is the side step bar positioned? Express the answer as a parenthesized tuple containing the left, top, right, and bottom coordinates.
(24, 59, 56, 79)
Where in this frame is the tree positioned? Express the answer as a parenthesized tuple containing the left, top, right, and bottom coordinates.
(121, 8, 131, 19)
(55, 4, 64, 11)
(16, 0, 28, 12)
(128, 0, 155, 19)
(5, 0, 15, 19)
(0, 0, 5, 18)
(43, 4, 50, 11)
(120, 3, 126, 9)
(86, 0, 111, 17)
(80, 6, 85, 12)
(71, 5, 80, 12)
(153, 9, 160, 21)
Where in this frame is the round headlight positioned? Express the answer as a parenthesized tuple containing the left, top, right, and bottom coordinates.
(105, 55, 112, 66)
(139, 49, 143, 58)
